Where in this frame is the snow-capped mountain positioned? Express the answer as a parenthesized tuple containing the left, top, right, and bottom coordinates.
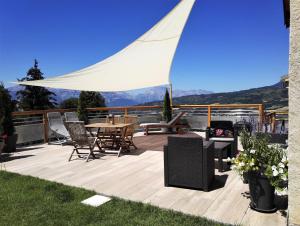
(8, 85, 212, 107)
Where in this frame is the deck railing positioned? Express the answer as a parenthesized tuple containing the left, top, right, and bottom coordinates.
(265, 110, 288, 133)
(12, 104, 265, 145)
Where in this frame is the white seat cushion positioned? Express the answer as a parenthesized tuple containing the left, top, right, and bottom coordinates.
(140, 122, 168, 127)
(210, 137, 235, 142)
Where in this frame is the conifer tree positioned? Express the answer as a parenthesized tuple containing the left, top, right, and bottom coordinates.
(162, 89, 172, 122)
(17, 60, 56, 110)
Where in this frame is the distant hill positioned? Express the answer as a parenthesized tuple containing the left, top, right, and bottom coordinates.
(8, 85, 212, 107)
(144, 82, 288, 110)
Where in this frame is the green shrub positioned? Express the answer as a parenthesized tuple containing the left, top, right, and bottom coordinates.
(231, 130, 288, 191)
(60, 97, 78, 109)
(77, 91, 106, 124)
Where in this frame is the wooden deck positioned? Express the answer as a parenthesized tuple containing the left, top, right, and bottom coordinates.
(1, 133, 286, 226)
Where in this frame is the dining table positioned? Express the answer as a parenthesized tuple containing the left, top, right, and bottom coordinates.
(85, 122, 134, 157)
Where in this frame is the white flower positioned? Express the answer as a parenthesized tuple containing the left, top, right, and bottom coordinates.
(278, 163, 285, 168)
(281, 156, 287, 163)
(250, 149, 256, 154)
(250, 162, 255, 166)
(273, 169, 279, 177)
(279, 168, 284, 174)
(227, 157, 231, 162)
(240, 149, 244, 152)
(271, 165, 277, 171)
(281, 175, 287, 181)
(231, 165, 236, 170)
(239, 162, 245, 167)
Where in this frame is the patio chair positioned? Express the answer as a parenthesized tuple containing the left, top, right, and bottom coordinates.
(140, 112, 188, 135)
(101, 115, 124, 148)
(64, 112, 79, 121)
(124, 115, 138, 149)
(164, 135, 215, 191)
(47, 112, 70, 145)
(206, 120, 238, 157)
(65, 121, 101, 162)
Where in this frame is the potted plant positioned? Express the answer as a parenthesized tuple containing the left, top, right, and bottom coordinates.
(161, 89, 172, 132)
(0, 83, 17, 153)
(231, 130, 288, 213)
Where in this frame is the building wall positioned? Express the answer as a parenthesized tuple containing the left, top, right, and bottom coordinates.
(288, 0, 300, 225)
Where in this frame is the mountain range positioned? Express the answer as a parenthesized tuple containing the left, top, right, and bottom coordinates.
(144, 82, 288, 110)
(8, 81, 287, 110)
(7, 85, 212, 107)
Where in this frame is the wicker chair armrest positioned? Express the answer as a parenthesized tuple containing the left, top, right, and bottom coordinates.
(205, 127, 211, 141)
(203, 140, 214, 152)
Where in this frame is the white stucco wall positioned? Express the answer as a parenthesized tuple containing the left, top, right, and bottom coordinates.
(288, 0, 300, 225)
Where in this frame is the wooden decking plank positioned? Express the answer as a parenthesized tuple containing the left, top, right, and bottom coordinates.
(1, 134, 286, 226)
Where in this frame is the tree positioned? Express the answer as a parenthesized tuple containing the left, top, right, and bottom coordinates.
(0, 83, 15, 136)
(77, 91, 106, 124)
(162, 89, 172, 122)
(60, 97, 79, 109)
(17, 59, 57, 110)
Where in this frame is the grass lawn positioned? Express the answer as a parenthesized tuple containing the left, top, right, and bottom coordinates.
(0, 171, 231, 226)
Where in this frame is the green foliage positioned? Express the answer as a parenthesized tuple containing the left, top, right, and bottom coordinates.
(0, 83, 15, 136)
(0, 171, 228, 226)
(60, 97, 78, 109)
(162, 89, 172, 122)
(231, 130, 288, 191)
(77, 91, 106, 124)
(17, 59, 57, 110)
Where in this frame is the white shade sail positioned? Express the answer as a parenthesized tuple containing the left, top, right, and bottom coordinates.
(16, 0, 196, 92)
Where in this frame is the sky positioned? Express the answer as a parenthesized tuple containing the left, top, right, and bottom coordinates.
(0, 0, 289, 92)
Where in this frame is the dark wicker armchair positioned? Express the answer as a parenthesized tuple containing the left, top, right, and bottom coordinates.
(206, 120, 238, 157)
(164, 135, 215, 191)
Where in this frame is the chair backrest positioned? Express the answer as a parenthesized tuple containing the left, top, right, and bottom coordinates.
(105, 115, 124, 132)
(168, 112, 185, 126)
(210, 120, 233, 130)
(105, 115, 124, 124)
(65, 112, 79, 122)
(47, 112, 70, 137)
(208, 120, 234, 138)
(124, 115, 138, 135)
(65, 121, 89, 145)
(165, 135, 205, 188)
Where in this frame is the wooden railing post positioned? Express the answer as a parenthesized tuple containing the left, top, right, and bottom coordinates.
(207, 106, 211, 127)
(124, 107, 128, 116)
(43, 112, 49, 143)
(258, 104, 264, 132)
(272, 113, 276, 133)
